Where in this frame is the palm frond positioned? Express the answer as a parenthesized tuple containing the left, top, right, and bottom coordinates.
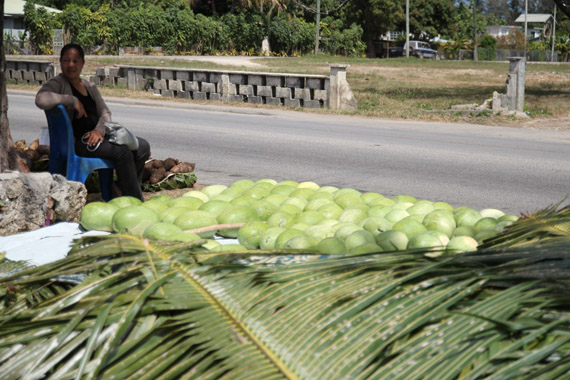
(0, 208, 569, 379)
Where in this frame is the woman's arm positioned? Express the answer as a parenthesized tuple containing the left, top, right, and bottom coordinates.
(35, 76, 76, 110)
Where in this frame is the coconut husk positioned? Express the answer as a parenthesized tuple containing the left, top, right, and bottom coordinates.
(170, 162, 195, 174)
(24, 149, 40, 163)
(14, 140, 27, 152)
(37, 145, 50, 156)
(28, 139, 39, 151)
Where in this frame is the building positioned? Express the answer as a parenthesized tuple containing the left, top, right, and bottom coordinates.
(3, 0, 61, 38)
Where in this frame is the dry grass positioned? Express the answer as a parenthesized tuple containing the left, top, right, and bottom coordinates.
(8, 54, 570, 127)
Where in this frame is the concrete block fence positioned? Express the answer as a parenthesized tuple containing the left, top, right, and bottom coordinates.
(5, 60, 55, 86)
(6, 59, 357, 110)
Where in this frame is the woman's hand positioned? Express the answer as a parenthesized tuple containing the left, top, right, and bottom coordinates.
(84, 129, 103, 147)
(73, 99, 87, 119)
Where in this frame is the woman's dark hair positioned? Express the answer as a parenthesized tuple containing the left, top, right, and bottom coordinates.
(60, 44, 85, 61)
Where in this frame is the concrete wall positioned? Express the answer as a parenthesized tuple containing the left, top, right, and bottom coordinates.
(5, 60, 54, 85)
(6, 59, 357, 110)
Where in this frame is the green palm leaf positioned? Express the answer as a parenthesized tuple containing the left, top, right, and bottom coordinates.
(0, 206, 569, 379)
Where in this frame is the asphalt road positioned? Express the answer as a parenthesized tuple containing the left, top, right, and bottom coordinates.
(7, 90, 570, 215)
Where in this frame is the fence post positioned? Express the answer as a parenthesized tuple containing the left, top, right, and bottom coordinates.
(506, 57, 526, 112)
(329, 64, 357, 110)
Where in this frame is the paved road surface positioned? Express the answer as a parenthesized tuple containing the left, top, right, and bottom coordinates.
(7, 90, 570, 215)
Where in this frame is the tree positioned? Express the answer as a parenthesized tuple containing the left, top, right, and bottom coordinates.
(23, 0, 56, 54)
(341, 0, 402, 57)
(553, 0, 570, 17)
(400, 0, 456, 40)
(0, 0, 26, 173)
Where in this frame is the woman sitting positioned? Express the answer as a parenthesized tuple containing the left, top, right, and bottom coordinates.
(35, 43, 151, 201)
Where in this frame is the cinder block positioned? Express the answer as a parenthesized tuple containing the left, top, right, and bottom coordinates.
(265, 97, 282, 106)
(194, 72, 208, 82)
(257, 85, 272, 97)
(303, 100, 321, 108)
(229, 74, 246, 85)
(169, 79, 182, 92)
(286, 76, 302, 88)
(266, 76, 282, 87)
(314, 89, 328, 101)
(90, 76, 101, 85)
(161, 70, 174, 80)
(161, 90, 174, 97)
(275, 87, 291, 99)
(193, 92, 207, 100)
(35, 72, 47, 81)
(96, 67, 107, 76)
(12, 70, 23, 80)
(306, 78, 324, 89)
(202, 82, 216, 93)
(28, 62, 40, 72)
(6, 62, 16, 70)
(247, 96, 263, 104)
(144, 69, 158, 78)
(229, 94, 245, 102)
(210, 73, 221, 83)
(23, 71, 34, 81)
(185, 81, 199, 92)
(178, 91, 190, 99)
(210, 93, 221, 101)
(239, 85, 254, 96)
(248, 75, 263, 86)
(176, 71, 190, 81)
(284, 98, 300, 107)
(29, 80, 40, 86)
(103, 77, 115, 87)
(117, 78, 128, 87)
(108, 68, 120, 77)
(154, 79, 166, 90)
(294, 88, 311, 100)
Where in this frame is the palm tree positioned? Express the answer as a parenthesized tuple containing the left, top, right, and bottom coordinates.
(0, 205, 569, 379)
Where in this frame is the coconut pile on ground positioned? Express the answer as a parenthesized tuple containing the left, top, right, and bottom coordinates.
(80, 178, 519, 255)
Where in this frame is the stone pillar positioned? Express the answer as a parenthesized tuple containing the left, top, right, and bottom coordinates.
(506, 57, 526, 112)
(329, 64, 357, 111)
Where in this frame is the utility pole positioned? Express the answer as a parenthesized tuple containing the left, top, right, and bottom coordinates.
(405, 0, 409, 58)
(524, 0, 528, 58)
(314, 0, 321, 54)
(550, 4, 556, 62)
(473, 0, 478, 61)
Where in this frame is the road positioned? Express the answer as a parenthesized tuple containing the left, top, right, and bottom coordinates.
(7, 90, 570, 215)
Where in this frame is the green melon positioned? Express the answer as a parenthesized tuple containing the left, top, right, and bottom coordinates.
(375, 230, 408, 251)
(143, 222, 183, 240)
(174, 210, 218, 238)
(159, 207, 192, 224)
(80, 202, 119, 232)
(446, 236, 478, 254)
(198, 200, 233, 217)
(109, 196, 142, 208)
(275, 229, 307, 249)
(168, 197, 204, 210)
(267, 210, 296, 228)
(216, 205, 259, 238)
(284, 235, 319, 250)
(182, 190, 209, 202)
(112, 205, 159, 236)
(317, 237, 347, 254)
(259, 227, 287, 249)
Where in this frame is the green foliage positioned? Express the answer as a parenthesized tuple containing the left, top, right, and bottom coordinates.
(218, 12, 268, 53)
(320, 19, 366, 57)
(23, 0, 55, 54)
(268, 15, 315, 55)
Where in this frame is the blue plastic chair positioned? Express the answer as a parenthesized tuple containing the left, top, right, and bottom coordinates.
(45, 105, 115, 201)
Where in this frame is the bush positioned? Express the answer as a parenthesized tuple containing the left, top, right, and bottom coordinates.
(24, 0, 55, 54)
(269, 15, 314, 55)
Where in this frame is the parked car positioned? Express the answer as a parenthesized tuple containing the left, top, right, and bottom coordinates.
(388, 40, 438, 59)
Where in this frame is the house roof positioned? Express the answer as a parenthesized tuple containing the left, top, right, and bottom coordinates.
(4, 0, 62, 16)
(515, 13, 553, 23)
